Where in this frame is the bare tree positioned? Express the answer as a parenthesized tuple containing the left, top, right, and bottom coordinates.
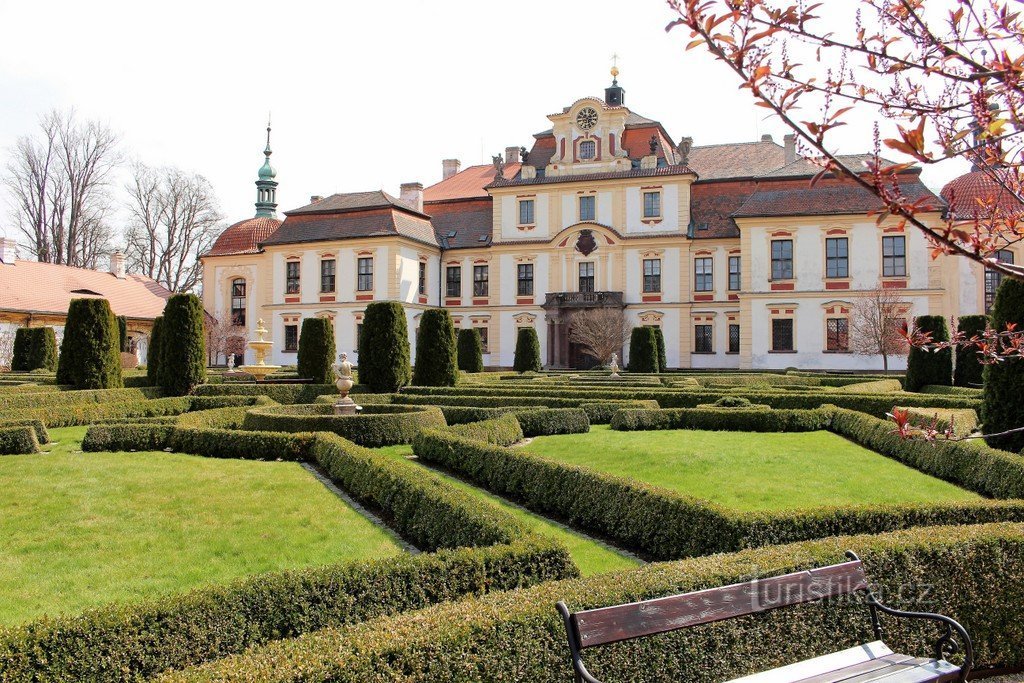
(205, 315, 248, 366)
(124, 163, 223, 293)
(850, 288, 911, 372)
(3, 109, 119, 268)
(567, 308, 631, 365)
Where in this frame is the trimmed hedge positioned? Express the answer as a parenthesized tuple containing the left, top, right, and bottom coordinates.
(954, 314, 988, 387)
(240, 404, 447, 448)
(512, 408, 589, 437)
(899, 407, 979, 438)
(296, 317, 336, 384)
(0, 387, 158, 411)
(194, 383, 337, 404)
(156, 523, 1024, 683)
(413, 309, 459, 387)
(837, 378, 903, 393)
(921, 384, 982, 397)
(358, 301, 412, 393)
(627, 326, 659, 373)
(611, 407, 833, 432)
(983, 276, 1024, 451)
(56, 298, 123, 389)
(9, 328, 29, 371)
(12, 327, 58, 372)
(147, 315, 164, 386)
(117, 315, 128, 352)
(0, 426, 39, 455)
(2, 395, 263, 430)
(445, 413, 524, 446)
(159, 293, 207, 396)
(457, 328, 484, 373)
(905, 315, 952, 391)
(0, 419, 49, 443)
(512, 327, 542, 373)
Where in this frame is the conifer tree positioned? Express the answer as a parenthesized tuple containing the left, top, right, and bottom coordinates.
(158, 293, 206, 396)
(297, 317, 336, 384)
(359, 301, 412, 392)
(10, 328, 30, 372)
(513, 327, 542, 373)
(413, 309, 459, 386)
(56, 298, 123, 389)
(627, 326, 659, 373)
(26, 327, 58, 371)
(457, 328, 484, 373)
(147, 316, 164, 386)
(954, 314, 988, 388)
(905, 315, 951, 391)
(983, 278, 1024, 451)
(654, 326, 667, 372)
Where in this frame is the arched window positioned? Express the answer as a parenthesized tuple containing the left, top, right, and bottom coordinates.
(985, 249, 1015, 312)
(231, 278, 246, 326)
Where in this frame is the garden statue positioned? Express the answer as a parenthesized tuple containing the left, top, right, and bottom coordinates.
(609, 352, 620, 378)
(226, 355, 235, 372)
(333, 351, 360, 415)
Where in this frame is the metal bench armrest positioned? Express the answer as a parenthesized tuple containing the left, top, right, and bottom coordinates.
(557, 601, 605, 683)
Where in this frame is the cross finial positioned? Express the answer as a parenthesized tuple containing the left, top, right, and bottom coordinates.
(265, 113, 272, 156)
(611, 53, 619, 83)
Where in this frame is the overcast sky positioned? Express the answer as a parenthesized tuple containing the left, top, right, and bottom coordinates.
(0, 0, 969, 241)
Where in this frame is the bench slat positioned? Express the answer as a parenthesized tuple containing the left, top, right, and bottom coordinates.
(726, 642, 895, 683)
(835, 660, 961, 683)
(572, 561, 868, 649)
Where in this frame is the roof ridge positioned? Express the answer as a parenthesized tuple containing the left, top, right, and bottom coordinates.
(691, 139, 783, 150)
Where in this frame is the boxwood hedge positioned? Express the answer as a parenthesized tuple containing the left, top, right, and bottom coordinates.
(194, 383, 339, 404)
(0, 426, 39, 455)
(240, 404, 447, 447)
(156, 522, 1024, 683)
(511, 407, 589, 437)
(611, 407, 833, 432)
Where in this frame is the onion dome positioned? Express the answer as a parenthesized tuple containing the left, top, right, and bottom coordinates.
(207, 216, 282, 256)
(940, 168, 1024, 220)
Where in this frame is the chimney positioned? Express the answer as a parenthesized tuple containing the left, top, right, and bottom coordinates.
(761, 133, 774, 142)
(400, 182, 424, 213)
(110, 251, 126, 279)
(783, 134, 797, 163)
(0, 237, 16, 265)
(310, 195, 324, 204)
(505, 146, 521, 167)
(442, 159, 461, 180)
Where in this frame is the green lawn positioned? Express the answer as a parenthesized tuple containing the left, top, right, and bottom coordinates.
(0, 427, 404, 625)
(377, 445, 640, 576)
(523, 425, 982, 512)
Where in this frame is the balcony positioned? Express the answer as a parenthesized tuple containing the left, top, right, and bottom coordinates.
(542, 291, 624, 309)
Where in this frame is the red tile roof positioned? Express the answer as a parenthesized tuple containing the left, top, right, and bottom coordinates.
(262, 207, 440, 248)
(689, 180, 756, 239)
(940, 169, 1024, 220)
(0, 260, 173, 319)
(489, 165, 695, 188)
(732, 178, 941, 218)
(206, 216, 282, 256)
(423, 163, 521, 202)
(286, 190, 429, 217)
(687, 139, 788, 180)
(428, 199, 493, 249)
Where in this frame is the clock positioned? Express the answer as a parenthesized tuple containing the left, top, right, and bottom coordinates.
(576, 107, 598, 130)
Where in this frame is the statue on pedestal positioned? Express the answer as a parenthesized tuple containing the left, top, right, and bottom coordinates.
(333, 352, 360, 415)
(609, 352, 621, 378)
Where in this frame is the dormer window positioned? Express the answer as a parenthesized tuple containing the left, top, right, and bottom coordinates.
(579, 140, 596, 160)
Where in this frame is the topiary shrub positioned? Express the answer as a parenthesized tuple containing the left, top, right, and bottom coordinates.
(627, 326, 659, 373)
(983, 276, 1024, 451)
(954, 314, 988, 387)
(296, 317, 336, 384)
(55, 298, 123, 389)
(413, 309, 459, 386)
(116, 315, 128, 353)
(10, 328, 30, 371)
(714, 396, 752, 408)
(27, 327, 58, 372)
(512, 327, 542, 373)
(146, 316, 163, 386)
(905, 315, 952, 391)
(359, 301, 412, 393)
(457, 328, 484, 373)
(654, 326, 667, 371)
(158, 294, 206, 396)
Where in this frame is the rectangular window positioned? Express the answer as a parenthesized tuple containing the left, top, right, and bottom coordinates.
(579, 195, 595, 221)
(357, 257, 373, 291)
(286, 261, 300, 294)
(694, 257, 713, 292)
(728, 255, 741, 291)
(445, 266, 461, 298)
(882, 236, 906, 277)
(579, 140, 596, 160)
(418, 262, 426, 296)
(643, 258, 661, 293)
(694, 324, 713, 353)
(320, 259, 336, 293)
(473, 265, 489, 297)
(578, 261, 595, 293)
(985, 249, 1014, 312)
(517, 263, 534, 297)
(728, 324, 740, 353)
(771, 240, 793, 280)
(825, 237, 849, 278)
(826, 318, 849, 351)
(643, 191, 661, 218)
(475, 326, 489, 354)
(772, 318, 794, 352)
(518, 199, 535, 225)
(230, 279, 246, 326)
(284, 324, 298, 351)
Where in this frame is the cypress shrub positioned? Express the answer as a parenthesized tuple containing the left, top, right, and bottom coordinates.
(512, 327, 542, 373)
(10, 328, 30, 371)
(983, 276, 1024, 451)
(627, 326, 659, 373)
(954, 314, 988, 387)
(55, 298, 123, 389)
(296, 317, 336, 384)
(413, 309, 459, 386)
(654, 326, 667, 371)
(457, 328, 484, 373)
(147, 316, 164, 385)
(158, 294, 206, 396)
(116, 315, 128, 352)
(359, 301, 412, 392)
(24, 327, 58, 371)
(905, 315, 951, 391)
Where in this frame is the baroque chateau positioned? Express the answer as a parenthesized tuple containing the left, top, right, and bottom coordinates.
(201, 72, 1016, 371)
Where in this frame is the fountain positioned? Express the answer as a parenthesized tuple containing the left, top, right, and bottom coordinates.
(238, 318, 281, 382)
(332, 351, 361, 415)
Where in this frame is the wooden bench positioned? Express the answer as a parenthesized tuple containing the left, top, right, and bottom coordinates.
(556, 551, 972, 683)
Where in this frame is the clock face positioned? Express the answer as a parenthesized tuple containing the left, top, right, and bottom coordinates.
(576, 107, 598, 130)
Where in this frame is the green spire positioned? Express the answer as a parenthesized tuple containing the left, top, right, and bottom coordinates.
(255, 118, 278, 218)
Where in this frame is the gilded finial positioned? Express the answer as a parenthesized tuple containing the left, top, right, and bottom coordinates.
(611, 53, 619, 83)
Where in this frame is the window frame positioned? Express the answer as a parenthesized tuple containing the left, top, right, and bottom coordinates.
(445, 265, 461, 298)
(694, 324, 713, 353)
(642, 191, 661, 218)
(285, 260, 300, 294)
(771, 318, 795, 352)
(475, 326, 489, 354)
(826, 317, 850, 352)
(578, 261, 595, 293)
(417, 261, 426, 296)
(825, 237, 849, 279)
(728, 255, 741, 291)
(320, 258, 336, 293)
(230, 278, 246, 327)
(518, 199, 535, 226)
(728, 323, 740, 353)
(882, 235, 907, 278)
(985, 249, 1015, 312)
(770, 239, 794, 280)
(357, 257, 374, 292)
(517, 263, 534, 297)
(579, 195, 596, 222)
(694, 257, 714, 292)
(284, 324, 299, 352)
(642, 258, 661, 293)
(473, 265, 489, 297)
(579, 140, 596, 160)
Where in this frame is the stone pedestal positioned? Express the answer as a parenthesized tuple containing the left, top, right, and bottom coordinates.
(333, 396, 359, 415)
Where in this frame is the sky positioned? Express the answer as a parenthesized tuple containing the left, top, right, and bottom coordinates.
(0, 0, 970, 243)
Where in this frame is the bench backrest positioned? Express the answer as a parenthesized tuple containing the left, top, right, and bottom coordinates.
(568, 559, 868, 650)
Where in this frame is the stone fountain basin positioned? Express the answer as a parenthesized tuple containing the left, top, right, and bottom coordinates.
(240, 403, 446, 448)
